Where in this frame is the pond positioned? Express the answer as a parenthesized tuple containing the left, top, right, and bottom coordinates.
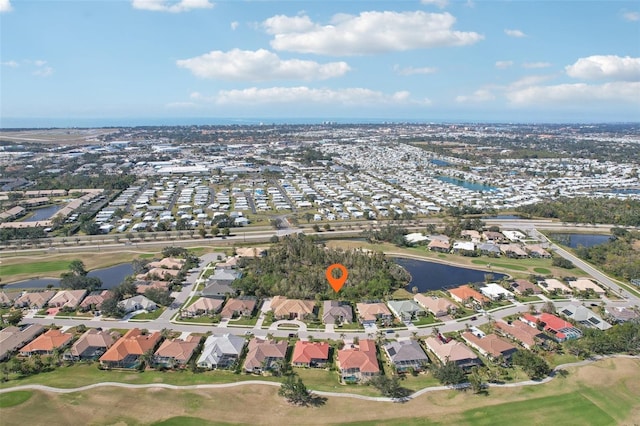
(7, 263, 134, 290)
(482, 214, 525, 220)
(394, 257, 508, 292)
(550, 233, 612, 249)
(24, 205, 62, 222)
(434, 176, 497, 192)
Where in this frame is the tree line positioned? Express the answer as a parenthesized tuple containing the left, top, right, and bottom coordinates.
(517, 197, 640, 226)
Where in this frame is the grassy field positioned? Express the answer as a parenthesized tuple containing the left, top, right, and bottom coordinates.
(0, 358, 638, 425)
(0, 390, 33, 408)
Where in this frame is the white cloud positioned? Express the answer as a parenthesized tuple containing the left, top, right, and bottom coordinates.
(393, 65, 437, 76)
(522, 62, 552, 69)
(132, 0, 213, 13)
(1, 60, 19, 67)
(421, 0, 449, 9)
(33, 60, 48, 67)
(230, 21, 239, 30)
(196, 86, 426, 106)
(495, 60, 513, 69)
(622, 11, 639, 21)
(0, 0, 12, 13)
(507, 81, 640, 105)
(456, 89, 495, 103)
(33, 66, 54, 77)
(504, 29, 526, 38)
(177, 49, 350, 81)
(565, 55, 640, 81)
(264, 11, 483, 56)
(509, 74, 556, 89)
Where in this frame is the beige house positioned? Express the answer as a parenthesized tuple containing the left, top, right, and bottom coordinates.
(270, 296, 315, 320)
(48, 290, 87, 309)
(414, 294, 457, 317)
(356, 302, 393, 325)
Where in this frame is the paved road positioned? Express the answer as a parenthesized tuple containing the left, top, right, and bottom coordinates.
(2, 355, 637, 402)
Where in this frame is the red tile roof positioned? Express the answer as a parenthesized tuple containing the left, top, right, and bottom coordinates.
(19, 329, 73, 354)
(291, 341, 329, 365)
(337, 339, 379, 373)
(449, 285, 489, 303)
(99, 328, 161, 362)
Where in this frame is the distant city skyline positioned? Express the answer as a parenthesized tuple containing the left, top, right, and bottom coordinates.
(1, 0, 639, 126)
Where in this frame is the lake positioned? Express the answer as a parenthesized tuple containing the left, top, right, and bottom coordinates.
(435, 176, 497, 192)
(550, 233, 611, 249)
(25, 205, 62, 222)
(7, 263, 134, 290)
(394, 257, 508, 292)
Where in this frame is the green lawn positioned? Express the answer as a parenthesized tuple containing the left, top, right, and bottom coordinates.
(471, 259, 528, 271)
(152, 416, 234, 426)
(0, 391, 33, 408)
(461, 393, 616, 426)
(294, 368, 380, 397)
(412, 316, 440, 326)
(178, 316, 219, 324)
(227, 316, 257, 326)
(1, 260, 71, 276)
(131, 307, 166, 320)
(533, 267, 551, 274)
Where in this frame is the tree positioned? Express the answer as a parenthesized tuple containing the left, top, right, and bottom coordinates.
(68, 259, 88, 276)
(541, 301, 556, 314)
(278, 375, 314, 406)
(5, 309, 24, 326)
(432, 360, 466, 385)
(552, 256, 574, 269)
(368, 374, 411, 398)
(512, 350, 550, 380)
(468, 366, 484, 393)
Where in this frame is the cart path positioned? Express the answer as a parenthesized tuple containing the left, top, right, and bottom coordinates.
(1, 355, 637, 403)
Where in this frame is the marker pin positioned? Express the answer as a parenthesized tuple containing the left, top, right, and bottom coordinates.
(326, 263, 348, 292)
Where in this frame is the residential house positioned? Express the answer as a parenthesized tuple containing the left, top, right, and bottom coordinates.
(220, 297, 257, 319)
(147, 257, 185, 270)
(201, 281, 237, 299)
(291, 341, 330, 368)
(539, 278, 571, 294)
(356, 302, 393, 325)
(138, 267, 181, 281)
(424, 337, 482, 369)
(0, 324, 44, 361)
(483, 231, 506, 243)
(64, 329, 116, 361)
(14, 290, 56, 309)
(510, 279, 542, 295)
(197, 333, 246, 369)
(387, 300, 425, 321)
(605, 306, 639, 324)
(383, 340, 429, 372)
(79, 290, 111, 312)
(182, 297, 224, 317)
(243, 338, 288, 374)
(521, 313, 582, 342)
(452, 241, 475, 253)
(322, 300, 353, 325)
(461, 230, 482, 243)
(99, 328, 162, 369)
(478, 242, 501, 256)
(414, 294, 457, 317)
(566, 278, 606, 296)
(19, 329, 73, 356)
(154, 335, 200, 368)
(461, 331, 518, 361)
(270, 296, 315, 320)
(428, 239, 451, 253)
(337, 339, 380, 383)
(47, 289, 87, 310)
(526, 245, 551, 258)
(0, 291, 19, 307)
(559, 304, 612, 330)
(494, 320, 546, 349)
(480, 283, 515, 301)
(119, 295, 157, 313)
(499, 244, 529, 258)
(448, 285, 489, 306)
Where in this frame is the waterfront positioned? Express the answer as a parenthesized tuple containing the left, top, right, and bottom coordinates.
(434, 176, 497, 192)
(394, 257, 508, 292)
(550, 233, 611, 249)
(7, 263, 134, 290)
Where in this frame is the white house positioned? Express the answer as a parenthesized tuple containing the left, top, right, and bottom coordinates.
(480, 283, 515, 301)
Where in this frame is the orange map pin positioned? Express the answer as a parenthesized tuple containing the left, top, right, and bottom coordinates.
(326, 263, 348, 292)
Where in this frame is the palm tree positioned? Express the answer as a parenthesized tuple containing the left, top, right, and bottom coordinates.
(140, 349, 155, 370)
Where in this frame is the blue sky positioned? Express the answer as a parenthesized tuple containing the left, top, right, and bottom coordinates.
(1, 0, 639, 125)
